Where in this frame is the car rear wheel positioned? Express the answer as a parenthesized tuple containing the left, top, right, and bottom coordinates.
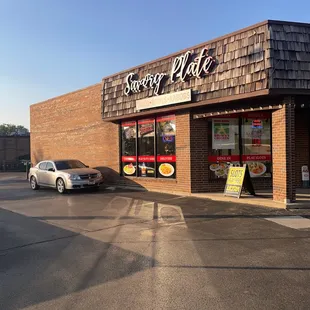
(56, 178, 66, 194)
(30, 176, 40, 190)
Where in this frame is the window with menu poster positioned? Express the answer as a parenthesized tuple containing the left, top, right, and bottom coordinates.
(207, 112, 272, 179)
(121, 122, 137, 177)
(120, 115, 176, 179)
(138, 119, 155, 177)
(208, 116, 240, 179)
(241, 112, 272, 178)
(156, 115, 176, 179)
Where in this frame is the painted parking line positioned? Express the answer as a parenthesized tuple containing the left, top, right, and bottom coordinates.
(0, 176, 20, 181)
(265, 216, 310, 230)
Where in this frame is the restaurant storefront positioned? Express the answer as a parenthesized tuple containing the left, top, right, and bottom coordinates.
(30, 20, 310, 204)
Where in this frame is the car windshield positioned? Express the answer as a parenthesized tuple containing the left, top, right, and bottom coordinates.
(54, 160, 87, 170)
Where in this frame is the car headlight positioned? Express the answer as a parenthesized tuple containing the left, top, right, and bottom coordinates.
(97, 172, 102, 178)
(69, 174, 81, 180)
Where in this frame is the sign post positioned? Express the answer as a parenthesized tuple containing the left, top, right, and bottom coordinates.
(301, 165, 309, 188)
(21, 160, 31, 180)
(224, 164, 255, 198)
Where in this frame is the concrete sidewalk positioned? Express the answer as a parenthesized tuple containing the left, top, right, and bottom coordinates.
(0, 172, 27, 180)
(109, 184, 310, 210)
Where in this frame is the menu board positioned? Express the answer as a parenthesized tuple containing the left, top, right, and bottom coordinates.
(121, 122, 137, 176)
(224, 164, 255, 198)
(156, 115, 176, 179)
(224, 166, 246, 198)
(138, 119, 155, 177)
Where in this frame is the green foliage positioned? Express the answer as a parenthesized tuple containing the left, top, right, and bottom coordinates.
(0, 123, 29, 136)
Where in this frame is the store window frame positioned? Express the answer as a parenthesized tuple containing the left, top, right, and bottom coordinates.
(137, 118, 156, 178)
(207, 112, 273, 180)
(120, 115, 176, 179)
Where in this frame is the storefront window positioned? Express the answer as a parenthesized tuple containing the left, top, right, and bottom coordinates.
(242, 112, 272, 178)
(156, 115, 176, 179)
(208, 116, 240, 179)
(208, 113, 272, 179)
(120, 115, 176, 179)
(121, 122, 137, 176)
(138, 119, 155, 177)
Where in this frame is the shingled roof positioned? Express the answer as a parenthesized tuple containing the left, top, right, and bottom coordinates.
(102, 20, 310, 120)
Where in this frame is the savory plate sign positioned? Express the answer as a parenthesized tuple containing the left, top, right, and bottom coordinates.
(224, 164, 255, 198)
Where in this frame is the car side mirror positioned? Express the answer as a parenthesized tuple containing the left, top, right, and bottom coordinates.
(48, 168, 55, 172)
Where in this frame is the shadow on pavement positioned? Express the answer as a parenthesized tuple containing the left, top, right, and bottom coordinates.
(0, 207, 156, 310)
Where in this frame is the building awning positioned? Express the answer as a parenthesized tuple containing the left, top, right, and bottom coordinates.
(192, 104, 283, 119)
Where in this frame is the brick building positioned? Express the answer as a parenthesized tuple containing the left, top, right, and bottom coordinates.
(30, 20, 310, 203)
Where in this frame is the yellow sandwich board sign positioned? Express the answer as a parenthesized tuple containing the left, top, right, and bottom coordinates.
(224, 164, 255, 198)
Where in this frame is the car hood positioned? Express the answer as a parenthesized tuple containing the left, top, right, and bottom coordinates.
(59, 168, 100, 175)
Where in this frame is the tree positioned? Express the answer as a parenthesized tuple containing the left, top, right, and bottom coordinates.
(0, 123, 30, 136)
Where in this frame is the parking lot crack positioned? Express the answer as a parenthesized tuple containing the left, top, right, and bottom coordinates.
(0, 233, 80, 254)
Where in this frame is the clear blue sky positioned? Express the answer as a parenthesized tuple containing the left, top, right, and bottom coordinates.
(0, 0, 309, 129)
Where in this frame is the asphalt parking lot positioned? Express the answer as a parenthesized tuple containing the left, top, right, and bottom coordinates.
(1, 173, 310, 310)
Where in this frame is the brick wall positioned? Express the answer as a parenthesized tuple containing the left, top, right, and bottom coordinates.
(190, 117, 208, 192)
(295, 109, 310, 187)
(30, 84, 120, 182)
(31, 92, 192, 194)
(272, 97, 296, 202)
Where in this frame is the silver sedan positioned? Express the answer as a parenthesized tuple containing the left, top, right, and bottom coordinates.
(28, 159, 103, 194)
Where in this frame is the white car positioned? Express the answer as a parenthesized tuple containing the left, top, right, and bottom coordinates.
(28, 159, 103, 194)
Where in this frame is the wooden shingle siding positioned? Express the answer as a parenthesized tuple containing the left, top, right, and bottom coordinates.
(102, 20, 310, 119)
(269, 22, 310, 90)
(102, 23, 270, 119)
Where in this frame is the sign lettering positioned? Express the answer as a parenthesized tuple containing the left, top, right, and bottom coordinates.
(124, 72, 166, 96)
(171, 48, 215, 82)
(124, 47, 216, 96)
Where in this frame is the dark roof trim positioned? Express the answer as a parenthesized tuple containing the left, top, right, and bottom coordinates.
(193, 104, 282, 119)
(268, 19, 310, 28)
(269, 88, 310, 96)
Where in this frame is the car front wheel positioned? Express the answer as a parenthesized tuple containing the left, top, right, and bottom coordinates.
(56, 178, 66, 194)
(30, 176, 40, 190)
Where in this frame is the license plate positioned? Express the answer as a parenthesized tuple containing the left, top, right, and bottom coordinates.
(88, 180, 95, 185)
